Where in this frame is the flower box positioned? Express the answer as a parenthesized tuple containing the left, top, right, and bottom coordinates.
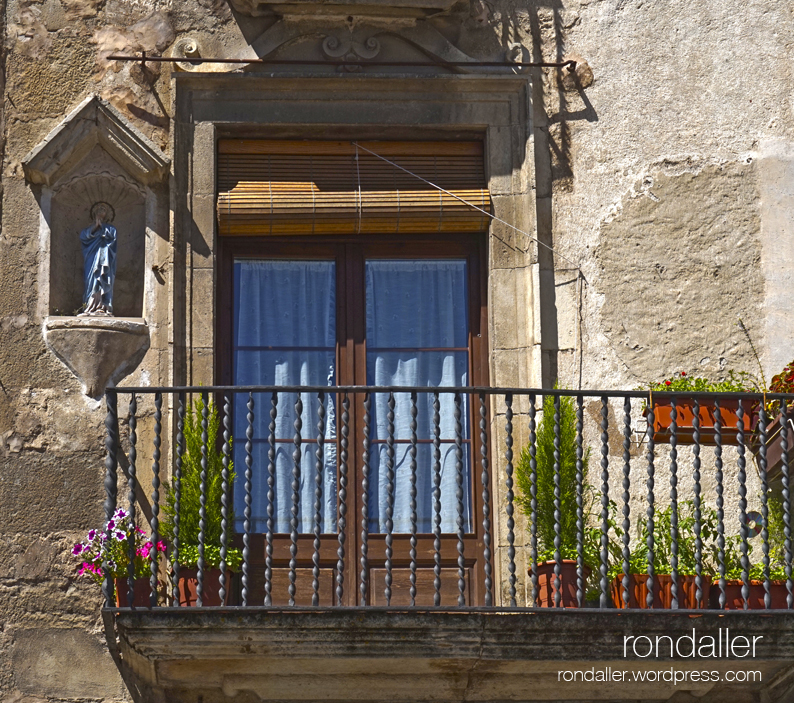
(646, 398, 752, 446)
(530, 560, 591, 608)
(708, 580, 790, 610)
(610, 573, 711, 609)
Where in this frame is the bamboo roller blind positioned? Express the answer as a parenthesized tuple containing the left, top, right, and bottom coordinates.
(217, 140, 491, 236)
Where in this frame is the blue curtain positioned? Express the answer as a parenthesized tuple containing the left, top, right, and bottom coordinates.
(232, 260, 337, 534)
(232, 257, 472, 536)
(365, 260, 472, 533)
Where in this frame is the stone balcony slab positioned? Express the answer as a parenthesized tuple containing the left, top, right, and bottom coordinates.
(107, 607, 794, 703)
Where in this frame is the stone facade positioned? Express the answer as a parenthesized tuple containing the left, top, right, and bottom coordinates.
(0, 0, 792, 700)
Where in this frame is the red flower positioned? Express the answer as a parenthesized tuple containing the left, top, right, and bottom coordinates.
(681, 371, 686, 376)
(665, 380, 672, 386)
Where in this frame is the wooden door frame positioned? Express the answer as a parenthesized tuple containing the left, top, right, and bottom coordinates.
(217, 233, 492, 605)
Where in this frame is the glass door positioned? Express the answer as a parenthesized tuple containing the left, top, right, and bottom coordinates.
(220, 235, 490, 606)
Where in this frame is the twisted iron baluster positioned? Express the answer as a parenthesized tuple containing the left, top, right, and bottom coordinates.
(575, 395, 585, 608)
(243, 393, 254, 606)
(314, 392, 326, 607)
(693, 398, 703, 608)
(714, 399, 726, 609)
(781, 405, 793, 609)
(433, 392, 442, 606)
(621, 397, 631, 611)
(290, 394, 303, 606)
(337, 394, 349, 606)
(669, 397, 679, 610)
(220, 393, 231, 606)
(552, 395, 562, 608)
(409, 392, 418, 606)
(759, 407, 770, 610)
(360, 393, 371, 606)
(599, 396, 610, 608)
(737, 400, 750, 610)
(197, 393, 209, 607)
(455, 392, 466, 606)
(506, 394, 518, 607)
(265, 392, 275, 606)
(172, 393, 185, 605)
(645, 401, 656, 609)
(103, 391, 119, 608)
(150, 392, 162, 608)
(127, 394, 137, 608)
(385, 392, 395, 606)
(527, 394, 537, 607)
(480, 393, 493, 606)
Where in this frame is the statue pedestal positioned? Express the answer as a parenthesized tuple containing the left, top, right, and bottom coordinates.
(44, 317, 150, 398)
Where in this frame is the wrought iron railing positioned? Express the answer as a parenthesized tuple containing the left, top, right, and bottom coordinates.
(101, 386, 794, 611)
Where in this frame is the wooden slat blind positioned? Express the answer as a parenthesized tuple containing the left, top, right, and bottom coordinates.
(217, 140, 491, 236)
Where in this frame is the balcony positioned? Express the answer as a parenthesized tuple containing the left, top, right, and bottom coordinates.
(96, 386, 794, 703)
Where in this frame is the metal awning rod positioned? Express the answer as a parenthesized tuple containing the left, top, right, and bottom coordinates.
(353, 141, 585, 277)
(107, 53, 577, 70)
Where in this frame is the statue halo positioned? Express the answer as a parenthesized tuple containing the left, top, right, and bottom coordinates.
(90, 200, 115, 223)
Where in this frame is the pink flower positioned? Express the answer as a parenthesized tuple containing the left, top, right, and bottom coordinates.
(156, 541, 167, 553)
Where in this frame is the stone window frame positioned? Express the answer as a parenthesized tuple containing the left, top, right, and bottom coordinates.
(173, 72, 541, 605)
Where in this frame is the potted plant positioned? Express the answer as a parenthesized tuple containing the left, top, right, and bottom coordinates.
(160, 396, 242, 606)
(643, 371, 758, 446)
(515, 392, 600, 607)
(72, 507, 166, 607)
(750, 359, 794, 482)
(610, 501, 714, 609)
(710, 492, 791, 609)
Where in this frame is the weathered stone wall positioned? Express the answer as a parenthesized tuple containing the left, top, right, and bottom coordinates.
(0, 0, 792, 699)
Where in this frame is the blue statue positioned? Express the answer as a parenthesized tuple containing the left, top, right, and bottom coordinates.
(79, 201, 117, 316)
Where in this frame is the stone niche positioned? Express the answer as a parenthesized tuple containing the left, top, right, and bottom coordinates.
(49, 148, 146, 318)
(23, 95, 169, 398)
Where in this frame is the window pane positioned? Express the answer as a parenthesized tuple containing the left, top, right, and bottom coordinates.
(234, 259, 336, 349)
(232, 260, 337, 534)
(365, 260, 468, 349)
(365, 260, 471, 533)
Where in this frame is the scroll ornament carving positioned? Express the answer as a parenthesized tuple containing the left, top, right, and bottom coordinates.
(322, 33, 381, 70)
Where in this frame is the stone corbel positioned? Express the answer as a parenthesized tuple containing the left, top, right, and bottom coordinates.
(44, 317, 150, 399)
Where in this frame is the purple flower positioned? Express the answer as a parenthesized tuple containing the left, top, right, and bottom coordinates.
(107, 520, 116, 530)
(72, 543, 84, 556)
(115, 531, 126, 541)
(87, 529, 97, 541)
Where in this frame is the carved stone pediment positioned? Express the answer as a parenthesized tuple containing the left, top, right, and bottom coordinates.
(23, 95, 169, 187)
(229, 0, 462, 19)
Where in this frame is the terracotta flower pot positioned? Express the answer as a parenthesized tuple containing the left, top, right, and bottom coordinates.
(114, 577, 152, 607)
(646, 399, 752, 446)
(610, 573, 711, 609)
(176, 568, 233, 606)
(709, 580, 790, 610)
(530, 560, 591, 608)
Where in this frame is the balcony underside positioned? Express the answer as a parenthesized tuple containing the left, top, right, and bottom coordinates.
(108, 608, 794, 703)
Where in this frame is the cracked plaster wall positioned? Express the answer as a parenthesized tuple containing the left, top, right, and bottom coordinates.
(0, 0, 792, 699)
